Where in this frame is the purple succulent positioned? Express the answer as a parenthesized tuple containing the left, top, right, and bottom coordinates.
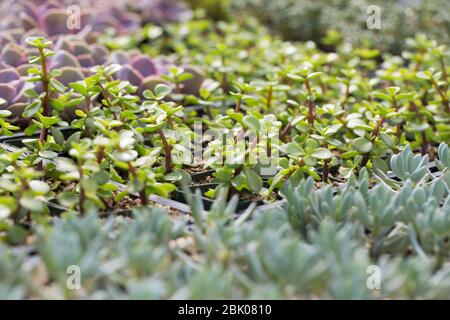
(108, 51, 169, 95)
(124, 0, 192, 25)
(0, 43, 34, 76)
(51, 36, 109, 82)
(0, 0, 142, 43)
(0, 0, 191, 44)
(0, 66, 31, 125)
(108, 51, 205, 96)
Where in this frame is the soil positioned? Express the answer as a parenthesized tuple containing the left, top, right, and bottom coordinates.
(47, 179, 184, 218)
(239, 192, 264, 202)
(192, 175, 213, 185)
(185, 164, 206, 173)
(103, 196, 142, 212)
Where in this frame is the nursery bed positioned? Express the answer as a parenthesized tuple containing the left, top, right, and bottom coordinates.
(0, 138, 443, 219)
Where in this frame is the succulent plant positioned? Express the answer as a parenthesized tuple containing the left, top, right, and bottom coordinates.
(0, 43, 34, 75)
(0, 0, 141, 43)
(124, 0, 192, 25)
(108, 51, 205, 96)
(52, 36, 109, 71)
(48, 35, 110, 92)
(107, 51, 164, 96)
(0, 0, 191, 47)
(436, 142, 450, 171)
(0, 66, 31, 124)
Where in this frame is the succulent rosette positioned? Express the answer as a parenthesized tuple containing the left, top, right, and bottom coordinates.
(0, 65, 32, 125)
(107, 51, 168, 95)
(0, 0, 191, 44)
(0, 0, 140, 45)
(108, 51, 205, 96)
(50, 36, 109, 82)
(124, 0, 192, 25)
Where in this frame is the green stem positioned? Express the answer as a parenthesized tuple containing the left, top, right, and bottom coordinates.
(439, 57, 448, 87)
(304, 80, 315, 126)
(158, 128, 173, 172)
(280, 122, 292, 141)
(361, 116, 385, 167)
(83, 95, 91, 137)
(38, 47, 50, 152)
(266, 85, 273, 111)
(128, 163, 148, 205)
(432, 79, 450, 113)
(79, 168, 85, 216)
(322, 160, 330, 183)
(235, 98, 241, 113)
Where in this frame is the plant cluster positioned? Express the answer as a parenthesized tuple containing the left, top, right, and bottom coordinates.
(0, 0, 190, 42)
(0, 1, 449, 300)
(0, 10, 449, 218)
(1, 161, 450, 299)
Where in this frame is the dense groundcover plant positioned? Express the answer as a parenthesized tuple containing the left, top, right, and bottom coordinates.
(0, 0, 450, 300)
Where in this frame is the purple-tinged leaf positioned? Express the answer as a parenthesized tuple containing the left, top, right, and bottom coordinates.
(0, 83, 16, 104)
(91, 45, 109, 65)
(116, 65, 143, 86)
(42, 9, 70, 37)
(77, 54, 96, 68)
(51, 51, 80, 69)
(131, 55, 157, 77)
(1, 44, 25, 67)
(7, 102, 27, 119)
(0, 68, 20, 83)
(139, 75, 167, 96)
(57, 67, 84, 86)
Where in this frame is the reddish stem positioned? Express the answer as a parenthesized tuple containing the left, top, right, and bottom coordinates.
(322, 160, 330, 182)
(158, 128, 173, 172)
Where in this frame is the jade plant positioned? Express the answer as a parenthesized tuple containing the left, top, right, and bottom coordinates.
(287, 63, 322, 126)
(0, 110, 20, 136)
(23, 37, 67, 143)
(203, 113, 283, 200)
(269, 137, 332, 194)
(0, 147, 50, 225)
(54, 139, 115, 215)
(140, 84, 194, 173)
(107, 130, 177, 206)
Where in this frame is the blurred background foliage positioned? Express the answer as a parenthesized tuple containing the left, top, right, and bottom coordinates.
(186, 0, 450, 54)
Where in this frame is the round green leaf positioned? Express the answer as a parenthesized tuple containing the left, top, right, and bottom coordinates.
(244, 168, 263, 193)
(353, 137, 373, 153)
(114, 150, 138, 162)
(0, 205, 11, 219)
(155, 84, 172, 98)
(312, 148, 333, 160)
(243, 115, 260, 132)
(0, 110, 11, 118)
(39, 150, 58, 159)
(29, 180, 50, 194)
